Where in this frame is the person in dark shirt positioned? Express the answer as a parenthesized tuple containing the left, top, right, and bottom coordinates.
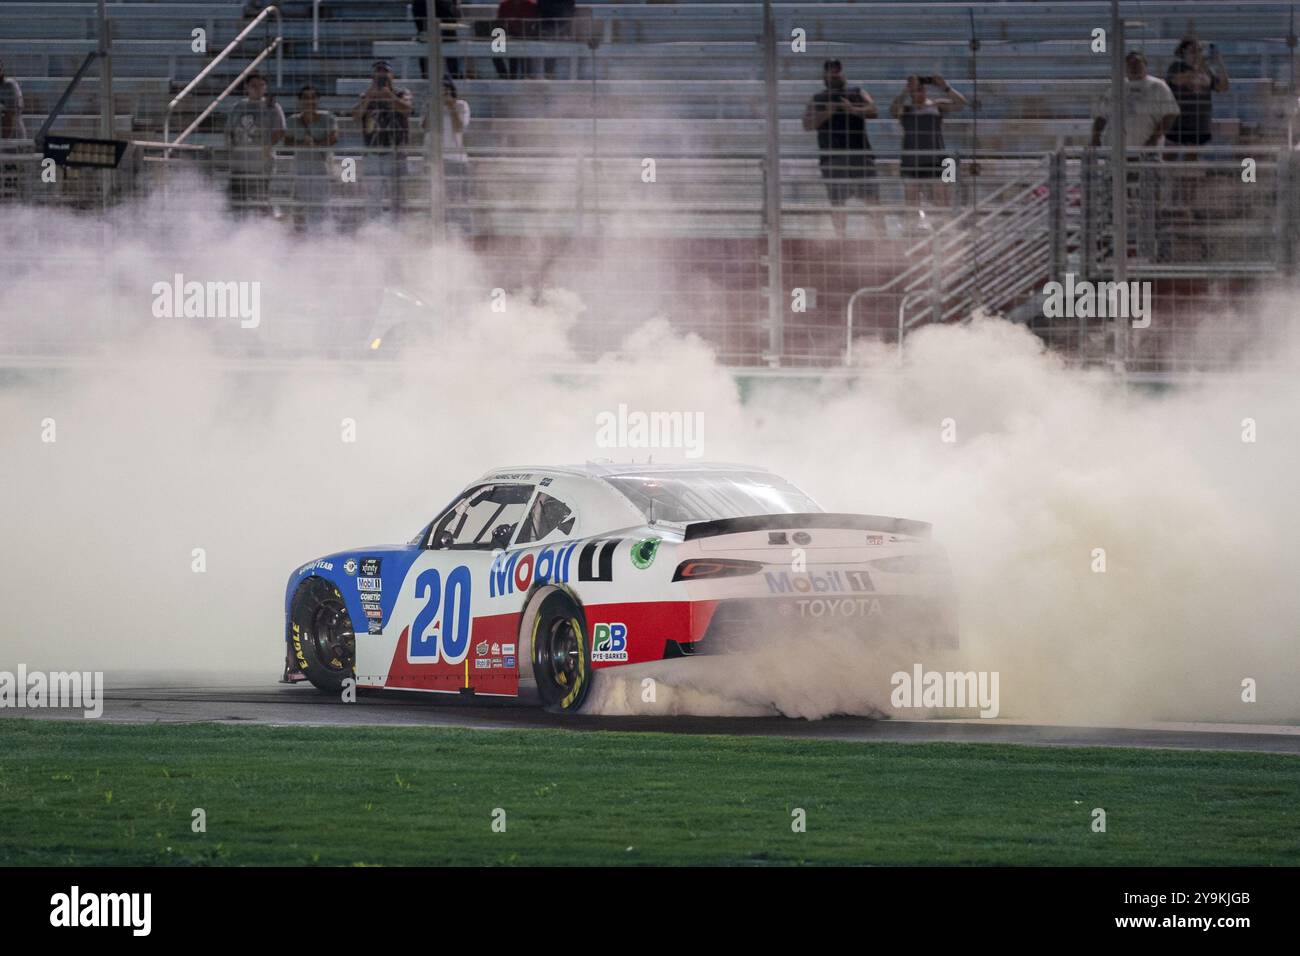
(437, 0, 464, 79)
(537, 0, 576, 79)
(802, 59, 879, 238)
(495, 0, 539, 79)
(1165, 38, 1230, 161)
(352, 61, 414, 218)
(890, 73, 966, 206)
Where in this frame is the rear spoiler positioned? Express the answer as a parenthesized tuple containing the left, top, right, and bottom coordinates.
(683, 512, 932, 541)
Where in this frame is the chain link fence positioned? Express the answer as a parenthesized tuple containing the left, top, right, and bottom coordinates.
(3, 1, 1300, 371)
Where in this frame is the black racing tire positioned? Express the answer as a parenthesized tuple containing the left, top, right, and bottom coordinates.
(289, 577, 356, 695)
(529, 591, 596, 712)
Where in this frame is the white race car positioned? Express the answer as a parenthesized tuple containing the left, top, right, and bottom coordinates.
(283, 463, 957, 711)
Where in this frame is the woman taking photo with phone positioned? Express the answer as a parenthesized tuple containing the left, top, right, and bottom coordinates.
(891, 74, 967, 207)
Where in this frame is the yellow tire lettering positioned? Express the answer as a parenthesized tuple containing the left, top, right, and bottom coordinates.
(560, 616, 586, 709)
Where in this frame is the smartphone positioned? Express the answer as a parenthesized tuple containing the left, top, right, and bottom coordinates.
(918, 75, 935, 86)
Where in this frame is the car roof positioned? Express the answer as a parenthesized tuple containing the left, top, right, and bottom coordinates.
(478, 462, 777, 482)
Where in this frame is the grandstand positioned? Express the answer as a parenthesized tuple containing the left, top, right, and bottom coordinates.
(2, 0, 1299, 370)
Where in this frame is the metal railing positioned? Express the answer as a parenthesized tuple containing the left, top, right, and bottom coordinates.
(844, 154, 1056, 359)
(162, 4, 283, 152)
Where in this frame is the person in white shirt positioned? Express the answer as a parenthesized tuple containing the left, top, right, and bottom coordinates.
(1091, 51, 1180, 151)
(424, 79, 472, 233)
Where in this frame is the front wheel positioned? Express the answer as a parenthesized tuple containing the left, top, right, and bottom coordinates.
(289, 577, 356, 694)
(530, 592, 595, 712)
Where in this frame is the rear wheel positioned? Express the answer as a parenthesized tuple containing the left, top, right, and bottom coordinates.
(530, 592, 595, 712)
(289, 577, 356, 694)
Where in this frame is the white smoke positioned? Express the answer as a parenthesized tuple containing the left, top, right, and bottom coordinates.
(1, 186, 1297, 727)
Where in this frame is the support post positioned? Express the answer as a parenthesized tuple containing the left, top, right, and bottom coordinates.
(762, 0, 783, 366)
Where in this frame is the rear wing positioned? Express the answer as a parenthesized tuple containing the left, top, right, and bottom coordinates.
(683, 512, 932, 541)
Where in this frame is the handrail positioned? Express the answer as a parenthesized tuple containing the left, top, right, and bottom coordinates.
(34, 50, 100, 146)
(163, 5, 282, 149)
(845, 155, 1053, 363)
(163, 38, 282, 158)
(313, 0, 321, 53)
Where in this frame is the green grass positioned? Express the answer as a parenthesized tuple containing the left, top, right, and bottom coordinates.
(0, 719, 1297, 865)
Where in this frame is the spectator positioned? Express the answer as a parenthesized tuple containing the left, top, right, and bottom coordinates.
(891, 74, 966, 206)
(1165, 39, 1230, 161)
(225, 72, 285, 217)
(437, 0, 464, 79)
(802, 59, 878, 238)
(352, 60, 414, 219)
(495, 0, 539, 79)
(1090, 51, 1179, 152)
(0, 59, 24, 139)
(537, 0, 576, 79)
(424, 78, 473, 233)
(283, 85, 338, 229)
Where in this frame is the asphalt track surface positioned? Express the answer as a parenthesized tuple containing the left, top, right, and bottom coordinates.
(8, 673, 1299, 754)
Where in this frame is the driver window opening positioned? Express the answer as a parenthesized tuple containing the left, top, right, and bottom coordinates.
(515, 492, 576, 544)
(428, 484, 534, 550)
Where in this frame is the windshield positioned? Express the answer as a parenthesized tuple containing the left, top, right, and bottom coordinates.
(606, 473, 821, 524)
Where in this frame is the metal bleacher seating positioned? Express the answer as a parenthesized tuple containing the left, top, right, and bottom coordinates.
(3, 1, 1293, 151)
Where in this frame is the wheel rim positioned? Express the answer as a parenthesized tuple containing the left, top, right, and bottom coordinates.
(310, 596, 354, 672)
(545, 616, 582, 689)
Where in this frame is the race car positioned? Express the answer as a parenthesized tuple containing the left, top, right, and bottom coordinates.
(283, 463, 957, 711)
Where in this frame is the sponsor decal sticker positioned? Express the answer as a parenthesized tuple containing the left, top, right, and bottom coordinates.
(631, 536, 660, 569)
(592, 622, 628, 663)
(475, 659, 491, 669)
(795, 597, 883, 618)
(344, 559, 358, 575)
(504, 655, 516, 668)
(866, 535, 884, 546)
(357, 577, 381, 591)
(360, 557, 381, 576)
(475, 641, 489, 656)
(502, 643, 516, 655)
(489, 541, 583, 597)
(765, 569, 873, 594)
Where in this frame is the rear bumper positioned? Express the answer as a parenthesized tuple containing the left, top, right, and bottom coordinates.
(694, 595, 958, 654)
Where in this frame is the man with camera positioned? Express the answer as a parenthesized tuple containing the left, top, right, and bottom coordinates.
(803, 58, 879, 238)
(352, 60, 414, 219)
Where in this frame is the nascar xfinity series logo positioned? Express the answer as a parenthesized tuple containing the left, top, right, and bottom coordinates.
(592, 623, 628, 663)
